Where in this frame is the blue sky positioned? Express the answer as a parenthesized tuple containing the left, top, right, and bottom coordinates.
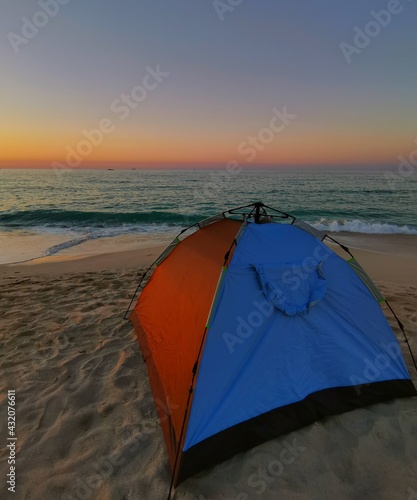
(1, 0, 417, 167)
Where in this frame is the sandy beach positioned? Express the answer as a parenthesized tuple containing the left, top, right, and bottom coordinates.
(1, 233, 417, 500)
(3, 0, 417, 496)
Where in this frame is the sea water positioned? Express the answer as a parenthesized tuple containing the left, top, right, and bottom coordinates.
(0, 168, 416, 264)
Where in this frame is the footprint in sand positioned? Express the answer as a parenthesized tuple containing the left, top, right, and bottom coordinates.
(90, 352, 120, 379)
(37, 394, 66, 430)
(26, 371, 59, 386)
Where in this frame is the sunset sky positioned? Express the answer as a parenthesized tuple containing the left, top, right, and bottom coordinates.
(1, 0, 417, 168)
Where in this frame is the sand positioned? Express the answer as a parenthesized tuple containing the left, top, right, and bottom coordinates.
(1, 234, 417, 500)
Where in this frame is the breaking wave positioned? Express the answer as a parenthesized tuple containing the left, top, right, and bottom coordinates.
(0, 209, 202, 228)
(311, 219, 417, 234)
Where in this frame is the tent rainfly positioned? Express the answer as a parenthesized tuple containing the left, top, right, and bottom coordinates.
(127, 202, 417, 498)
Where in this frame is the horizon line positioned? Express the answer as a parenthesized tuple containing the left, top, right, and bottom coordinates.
(0, 162, 399, 170)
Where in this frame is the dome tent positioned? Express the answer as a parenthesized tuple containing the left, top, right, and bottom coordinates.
(126, 203, 416, 498)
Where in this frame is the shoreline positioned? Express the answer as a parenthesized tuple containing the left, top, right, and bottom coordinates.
(0, 245, 166, 278)
(1, 232, 416, 286)
(1, 228, 416, 264)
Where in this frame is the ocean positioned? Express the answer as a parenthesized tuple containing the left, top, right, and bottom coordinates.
(0, 168, 416, 265)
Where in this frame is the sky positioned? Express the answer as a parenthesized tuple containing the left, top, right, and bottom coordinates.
(1, 0, 417, 169)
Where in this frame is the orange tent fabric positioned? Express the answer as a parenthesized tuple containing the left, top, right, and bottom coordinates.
(130, 219, 241, 466)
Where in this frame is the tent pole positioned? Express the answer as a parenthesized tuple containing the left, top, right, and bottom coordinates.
(123, 266, 153, 320)
(166, 239, 237, 499)
(254, 202, 263, 223)
(124, 225, 198, 320)
(324, 234, 355, 258)
(125, 205, 255, 320)
(166, 331, 207, 500)
(323, 234, 416, 372)
(385, 300, 417, 372)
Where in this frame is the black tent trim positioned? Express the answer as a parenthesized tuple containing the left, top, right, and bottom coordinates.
(176, 379, 417, 484)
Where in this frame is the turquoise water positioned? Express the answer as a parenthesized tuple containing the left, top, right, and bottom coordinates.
(0, 168, 416, 262)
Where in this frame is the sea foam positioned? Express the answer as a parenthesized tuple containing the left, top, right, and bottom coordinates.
(312, 219, 417, 234)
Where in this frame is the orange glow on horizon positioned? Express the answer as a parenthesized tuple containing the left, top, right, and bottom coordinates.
(1, 101, 413, 169)
(1, 128, 411, 168)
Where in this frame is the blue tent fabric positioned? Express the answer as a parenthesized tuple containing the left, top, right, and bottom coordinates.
(252, 261, 327, 316)
(183, 222, 414, 452)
